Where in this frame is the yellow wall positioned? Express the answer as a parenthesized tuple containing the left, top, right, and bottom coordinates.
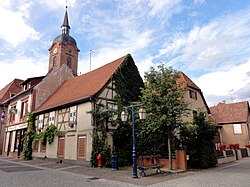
(221, 123, 249, 147)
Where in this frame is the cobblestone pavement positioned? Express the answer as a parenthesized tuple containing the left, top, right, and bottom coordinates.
(1, 156, 250, 186)
(0, 156, 191, 186)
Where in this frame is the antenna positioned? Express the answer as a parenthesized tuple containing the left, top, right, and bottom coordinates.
(89, 50, 95, 71)
(66, 0, 68, 8)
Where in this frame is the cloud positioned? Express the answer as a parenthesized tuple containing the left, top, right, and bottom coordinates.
(195, 59, 250, 106)
(148, 0, 182, 17)
(0, 57, 48, 89)
(39, 0, 77, 10)
(0, 3, 39, 47)
(161, 8, 250, 71)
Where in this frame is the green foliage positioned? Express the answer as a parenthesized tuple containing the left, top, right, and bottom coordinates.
(112, 54, 144, 166)
(36, 124, 64, 145)
(139, 64, 188, 169)
(112, 54, 144, 108)
(113, 123, 132, 166)
(22, 112, 36, 160)
(180, 112, 218, 168)
(90, 104, 113, 167)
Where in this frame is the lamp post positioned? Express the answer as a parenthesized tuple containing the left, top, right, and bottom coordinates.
(121, 103, 146, 178)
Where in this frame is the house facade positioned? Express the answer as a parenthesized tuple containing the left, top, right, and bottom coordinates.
(32, 55, 141, 162)
(178, 72, 210, 122)
(210, 101, 250, 147)
(0, 79, 23, 155)
(2, 77, 44, 157)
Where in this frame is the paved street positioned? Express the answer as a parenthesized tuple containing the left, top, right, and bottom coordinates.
(0, 156, 250, 187)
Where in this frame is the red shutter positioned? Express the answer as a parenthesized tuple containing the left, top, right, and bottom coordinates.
(33, 140, 39, 151)
(57, 137, 65, 158)
(78, 135, 86, 159)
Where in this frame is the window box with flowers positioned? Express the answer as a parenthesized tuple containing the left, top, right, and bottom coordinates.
(218, 144, 227, 151)
(229, 143, 240, 150)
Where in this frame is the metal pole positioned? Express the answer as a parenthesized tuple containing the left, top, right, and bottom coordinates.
(131, 103, 138, 178)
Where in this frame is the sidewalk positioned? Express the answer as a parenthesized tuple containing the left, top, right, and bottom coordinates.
(0, 156, 191, 186)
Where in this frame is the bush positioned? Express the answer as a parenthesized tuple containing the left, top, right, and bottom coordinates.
(181, 112, 218, 169)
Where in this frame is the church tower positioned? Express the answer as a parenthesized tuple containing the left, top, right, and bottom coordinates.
(48, 6, 80, 76)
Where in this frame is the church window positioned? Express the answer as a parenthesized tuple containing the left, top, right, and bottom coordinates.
(53, 56, 57, 67)
(67, 57, 72, 68)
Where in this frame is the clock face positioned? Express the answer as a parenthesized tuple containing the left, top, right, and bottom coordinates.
(53, 48, 58, 54)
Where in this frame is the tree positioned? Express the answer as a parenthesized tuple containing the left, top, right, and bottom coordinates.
(180, 112, 218, 168)
(140, 64, 188, 169)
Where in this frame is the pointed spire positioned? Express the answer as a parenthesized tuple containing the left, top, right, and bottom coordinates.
(61, 5, 70, 35)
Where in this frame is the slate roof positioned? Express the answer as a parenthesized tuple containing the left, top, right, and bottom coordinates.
(35, 55, 127, 113)
(0, 79, 23, 104)
(210, 101, 250, 124)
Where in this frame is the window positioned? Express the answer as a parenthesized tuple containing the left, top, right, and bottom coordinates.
(193, 110, 198, 118)
(69, 106, 77, 123)
(9, 105, 17, 123)
(10, 93, 16, 97)
(53, 56, 57, 67)
(38, 114, 44, 130)
(189, 89, 197, 100)
(67, 57, 72, 68)
(20, 99, 29, 121)
(49, 111, 55, 125)
(233, 124, 242, 134)
(107, 102, 117, 121)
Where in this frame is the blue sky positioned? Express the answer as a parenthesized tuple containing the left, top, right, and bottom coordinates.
(0, 0, 250, 106)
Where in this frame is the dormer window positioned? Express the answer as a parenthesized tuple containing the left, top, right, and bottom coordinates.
(10, 92, 16, 97)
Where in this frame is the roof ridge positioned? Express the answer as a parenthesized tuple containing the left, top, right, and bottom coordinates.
(179, 71, 200, 90)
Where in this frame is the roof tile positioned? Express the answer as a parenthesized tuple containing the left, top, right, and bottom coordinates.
(210, 101, 249, 124)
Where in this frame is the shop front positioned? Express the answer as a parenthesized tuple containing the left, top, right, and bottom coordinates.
(4, 123, 27, 158)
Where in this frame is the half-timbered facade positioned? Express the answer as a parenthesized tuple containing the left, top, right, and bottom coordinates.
(33, 55, 134, 162)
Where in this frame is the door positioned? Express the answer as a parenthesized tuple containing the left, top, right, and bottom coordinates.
(57, 137, 65, 158)
(77, 135, 86, 159)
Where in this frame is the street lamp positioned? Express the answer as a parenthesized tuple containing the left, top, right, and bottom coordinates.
(121, 103, 146, 178)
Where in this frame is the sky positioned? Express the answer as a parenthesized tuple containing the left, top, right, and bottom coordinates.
(0, 0, 250, 107)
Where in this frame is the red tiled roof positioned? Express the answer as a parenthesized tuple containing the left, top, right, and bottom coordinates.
(35, 55, 127, 113)
(0, 79, 23, 104)
(178, 72, 200, 90)
(210, 101, 249, 124)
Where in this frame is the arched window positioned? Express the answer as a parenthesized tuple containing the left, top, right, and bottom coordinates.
(67, 57, 72, 68)
(53, 56, 56, 67)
